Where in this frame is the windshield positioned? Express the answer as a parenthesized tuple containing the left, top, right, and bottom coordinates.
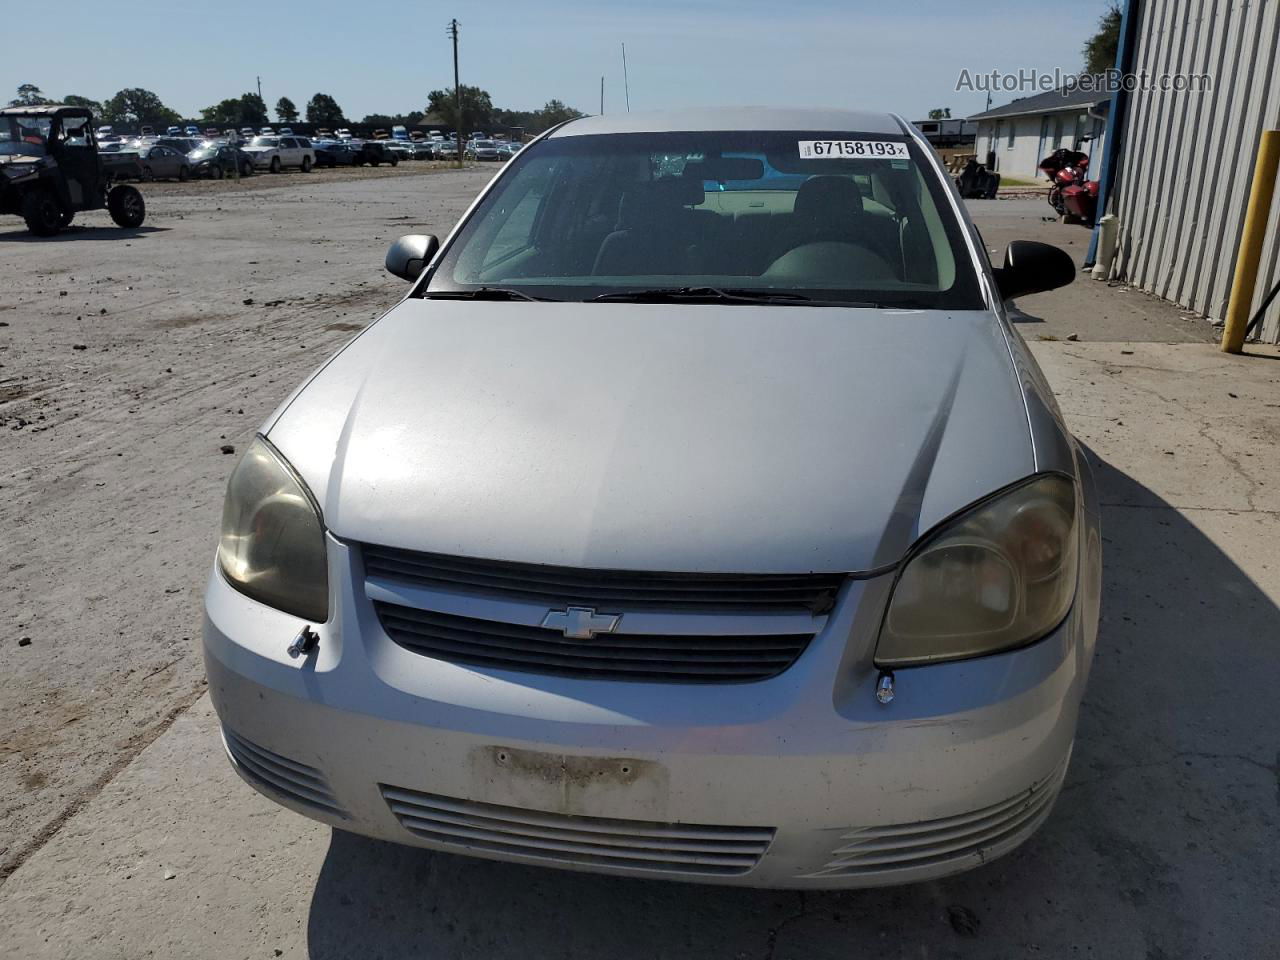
(251, 136, 279, 148)
(426, 130, 982, 308)
(0, 116, 52, 157)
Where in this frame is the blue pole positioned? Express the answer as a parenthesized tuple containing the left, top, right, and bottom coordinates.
(1084, 0, 1141, 268)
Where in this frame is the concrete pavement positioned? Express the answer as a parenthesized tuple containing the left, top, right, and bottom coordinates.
(3, 340, 1277, 959)
(968, 198, 1217, 344)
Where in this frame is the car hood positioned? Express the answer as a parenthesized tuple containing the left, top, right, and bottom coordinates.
(267, 300, 1034, 574)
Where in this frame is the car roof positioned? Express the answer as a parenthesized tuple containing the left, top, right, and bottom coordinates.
(0, 104, 92, 118)
(548, 107, 908, 138)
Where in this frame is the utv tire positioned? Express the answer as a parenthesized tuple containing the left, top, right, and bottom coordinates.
(107, 185, 146, 229)
(269, 156, 281, 173)
(300, 156, 312, 172)
(178, 165, 190, 182)
(22, 191, 63, 236)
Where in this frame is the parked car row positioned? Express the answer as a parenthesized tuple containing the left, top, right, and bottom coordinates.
(90, 126, 524, 182)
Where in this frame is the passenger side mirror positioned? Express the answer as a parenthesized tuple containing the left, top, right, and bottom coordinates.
(385, 234, 439, 282)
(993, 240, 1077, 301)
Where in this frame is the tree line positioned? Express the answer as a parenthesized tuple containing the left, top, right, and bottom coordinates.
(9, 83, 584, 134)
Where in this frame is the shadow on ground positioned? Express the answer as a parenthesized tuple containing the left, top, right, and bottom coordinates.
(0, 225, 169, 242)
(305, 453, 1280, 959)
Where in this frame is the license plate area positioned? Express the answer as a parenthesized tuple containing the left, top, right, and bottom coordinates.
(469, 744, 670, 820)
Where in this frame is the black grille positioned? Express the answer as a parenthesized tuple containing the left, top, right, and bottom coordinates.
(362, 544, 845, 613)
(375, 602, 813, 683)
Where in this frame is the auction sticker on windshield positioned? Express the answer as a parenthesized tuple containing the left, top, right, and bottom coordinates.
(798, 140, 909, 159)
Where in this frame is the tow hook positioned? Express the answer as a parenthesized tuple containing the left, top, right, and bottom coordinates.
(287, 625, 319, 659)
(875, 670, 896, 705)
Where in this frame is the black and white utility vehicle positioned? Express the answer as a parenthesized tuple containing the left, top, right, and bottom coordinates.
(0, 105, 145, 237)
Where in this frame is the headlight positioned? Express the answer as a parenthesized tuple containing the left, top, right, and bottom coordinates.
(875, 474, 1078, 666)
(217, 436, 328, 622)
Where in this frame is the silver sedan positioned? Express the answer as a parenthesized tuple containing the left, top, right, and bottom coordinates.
(138, 144, 190, 181)
(204, 107, 1101, 889)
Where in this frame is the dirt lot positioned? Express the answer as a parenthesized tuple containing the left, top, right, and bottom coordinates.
(0, 165, 496, 880)
(1, 171, 1275, 958)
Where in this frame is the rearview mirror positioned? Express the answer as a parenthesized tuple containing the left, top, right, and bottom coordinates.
(385, 234, 439, 282)
(993, 240, 1077, 301)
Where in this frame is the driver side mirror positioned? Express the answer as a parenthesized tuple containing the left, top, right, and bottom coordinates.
(385, 234, 439, 282)
(993, 240, 1077, 301)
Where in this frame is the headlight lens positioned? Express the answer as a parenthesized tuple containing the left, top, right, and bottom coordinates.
(217, 437, 328, 622)
(875, 474, 1078, 666)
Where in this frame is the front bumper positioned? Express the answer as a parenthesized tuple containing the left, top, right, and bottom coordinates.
(203, 537, 1094, 888)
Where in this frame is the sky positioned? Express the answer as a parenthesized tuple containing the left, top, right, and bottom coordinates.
(3, 0, 1117, 122)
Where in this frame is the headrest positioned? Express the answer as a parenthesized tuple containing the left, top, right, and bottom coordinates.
(617, 178, 705, 227)
(652, 176, 705, 207)
(793, 175, 864, 220)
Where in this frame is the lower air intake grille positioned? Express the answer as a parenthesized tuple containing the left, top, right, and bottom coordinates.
(801, 758, 1069, 879)
(361, 543, 845, 613)
(223, 728, 345, 818)
(374, 601, 812, 683)
(381, 785, 774, 877)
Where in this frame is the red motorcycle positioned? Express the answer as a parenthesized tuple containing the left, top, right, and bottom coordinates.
(1038, 144, 1099, 224)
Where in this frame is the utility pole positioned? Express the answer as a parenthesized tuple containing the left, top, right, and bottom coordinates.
(622, 43, 631, 112)
(600, 76, 605, 115)
(257, 76, 263, 103)
(448, 19, 463, 168)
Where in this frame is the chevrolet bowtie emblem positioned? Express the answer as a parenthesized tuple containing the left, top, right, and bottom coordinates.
(541, 606, 621, 640)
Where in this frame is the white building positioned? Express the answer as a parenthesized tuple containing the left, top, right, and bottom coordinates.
(969, 87, 1109, 181)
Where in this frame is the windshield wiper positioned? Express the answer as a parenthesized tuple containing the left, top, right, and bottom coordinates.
(589, 286, 815, 305)
(424, 287, 559, 302)
(588, 286, 890, 307)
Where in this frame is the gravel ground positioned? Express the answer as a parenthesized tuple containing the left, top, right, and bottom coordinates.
(0, 165, 495, 880)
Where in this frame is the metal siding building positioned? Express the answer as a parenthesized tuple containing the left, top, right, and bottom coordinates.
(1108, 0, 1280, 341)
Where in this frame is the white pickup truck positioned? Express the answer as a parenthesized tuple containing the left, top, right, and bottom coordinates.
(244, 135, 315, 173)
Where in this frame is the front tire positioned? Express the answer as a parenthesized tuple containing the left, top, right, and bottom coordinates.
(211, 164, 224, 180)
(107, 184, 146, 228)
(178, 165, 190, 182)
(269, 156, 281, 173)
(22, 191, 63, 236)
